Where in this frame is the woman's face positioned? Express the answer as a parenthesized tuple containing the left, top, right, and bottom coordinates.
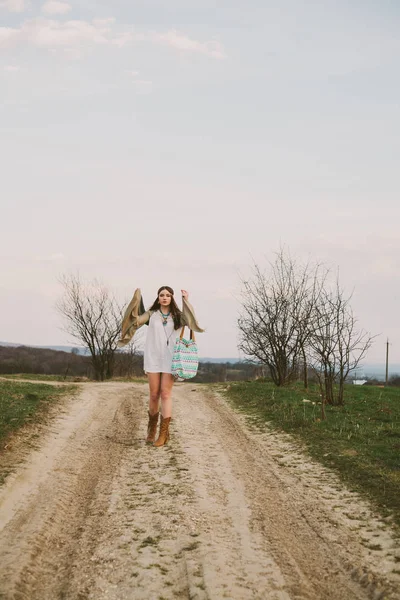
(158, 288, 172, 308)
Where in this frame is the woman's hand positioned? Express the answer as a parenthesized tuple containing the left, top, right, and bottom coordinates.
(181, 289, 189, 300)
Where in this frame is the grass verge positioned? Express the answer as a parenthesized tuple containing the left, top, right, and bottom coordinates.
(0, 380, 76, 449)
(225, 381, 400, 528)
(1, 374, 148, 383)
(1, 373, 86, 382)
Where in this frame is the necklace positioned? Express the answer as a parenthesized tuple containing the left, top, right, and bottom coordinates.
(159, 311, 175, 346)
(159, 310, 171, 327)
(163, 328, 175, 346)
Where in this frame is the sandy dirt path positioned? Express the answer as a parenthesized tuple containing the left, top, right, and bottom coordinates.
(0, 381, 399, 600)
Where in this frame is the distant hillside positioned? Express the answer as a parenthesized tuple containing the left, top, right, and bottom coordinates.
(0, 341, 88, 355)
(2, 342, 397, 376)
(0, 343, 144, 378)
(354, 363, 400, 381)
(0, 342, 240, 363)
(0, 343, 252, 382)
(0, 344, 91, 377)
(197, 357, 241, 364)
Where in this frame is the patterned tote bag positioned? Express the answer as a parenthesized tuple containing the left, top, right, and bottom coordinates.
(171, 326, 199, 379)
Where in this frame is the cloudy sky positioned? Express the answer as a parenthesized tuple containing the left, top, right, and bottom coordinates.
(1, 0, 399, 363)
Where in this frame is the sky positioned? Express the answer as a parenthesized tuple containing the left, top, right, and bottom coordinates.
(1, 0, 399, 364)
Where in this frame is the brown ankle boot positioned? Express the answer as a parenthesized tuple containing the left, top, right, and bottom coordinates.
(146, 411, 159, 444)
(153, 417, 171, 447)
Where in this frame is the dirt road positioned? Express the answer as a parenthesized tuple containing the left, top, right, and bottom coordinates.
(0, 382, 399, 600)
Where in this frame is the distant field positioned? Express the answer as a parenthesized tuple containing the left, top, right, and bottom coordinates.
(225, 381, 400, 528)
(0, 380, 76, 449)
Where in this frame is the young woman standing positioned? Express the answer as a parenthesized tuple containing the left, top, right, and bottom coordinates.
(118, 286, 204, 447)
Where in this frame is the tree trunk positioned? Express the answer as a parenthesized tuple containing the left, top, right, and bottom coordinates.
(106, 352, 115, 379)
(337, 373, 345, 406)
(302, 347, 308, 389)
(321, 397, 326, 420)
(324, 371, 334, 405)
(92, 356, 105, 381)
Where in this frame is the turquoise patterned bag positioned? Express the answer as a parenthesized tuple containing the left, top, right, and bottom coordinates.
(171, 327, 199, 379)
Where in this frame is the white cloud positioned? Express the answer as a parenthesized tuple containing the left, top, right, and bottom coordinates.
(126, 70, 152, 93)
(137, 29, 226, 59)
(0, 18, 225, 60)
(133, 79, 152, 93)
(0, 27, 18, 46)
(42, 1, 71, 15)
(0, 17, 120, 50)
(3, 64, 20, 71)
(111, 31, 132, 48)
(92, 17, 115, 27)
(0, 0, 26, 12)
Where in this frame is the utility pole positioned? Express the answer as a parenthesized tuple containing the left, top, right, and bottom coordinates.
(385, 339, 389, 386)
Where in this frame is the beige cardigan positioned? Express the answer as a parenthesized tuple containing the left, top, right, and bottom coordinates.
(117, 288, 205, 348)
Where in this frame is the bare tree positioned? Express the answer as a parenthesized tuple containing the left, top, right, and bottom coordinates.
(309, 279, 374, 405)
(238, 250, 323, 387)
(56, 274, 123, 381)
(238, 250, 374, 404)
(290, 260, 327, 389)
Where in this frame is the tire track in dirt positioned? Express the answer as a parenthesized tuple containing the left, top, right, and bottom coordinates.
(0, 383, 211, 600)
(173, 385, 399, 600)
(64, 405, 202, 599)
(0, 383, 142, 599)
(0, 382, 399, 600)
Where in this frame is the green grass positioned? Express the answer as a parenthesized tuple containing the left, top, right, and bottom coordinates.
(0, 380, 76, 448)
(1, 373, 85, 382)
(225, 381, 400, 528)
(1, 374, 148, 383)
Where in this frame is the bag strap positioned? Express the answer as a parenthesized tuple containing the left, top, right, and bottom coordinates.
(180, 326, 195, 342)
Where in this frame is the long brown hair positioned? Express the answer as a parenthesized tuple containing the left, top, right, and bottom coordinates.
(149, 286, 182, 330)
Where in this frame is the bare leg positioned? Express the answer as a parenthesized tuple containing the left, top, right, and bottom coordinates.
(147, 373, 161, 415)
(160, 373, 175, 418)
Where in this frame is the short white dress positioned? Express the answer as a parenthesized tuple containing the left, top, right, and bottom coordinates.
(144, 311, 180, 374)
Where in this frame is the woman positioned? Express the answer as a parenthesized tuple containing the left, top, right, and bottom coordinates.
(118, 286, 204, 447)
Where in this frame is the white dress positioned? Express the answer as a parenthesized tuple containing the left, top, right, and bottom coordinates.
(144, 311, 179, 374)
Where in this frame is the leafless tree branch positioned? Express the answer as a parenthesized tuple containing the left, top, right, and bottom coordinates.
(56, 274, 124, 381)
